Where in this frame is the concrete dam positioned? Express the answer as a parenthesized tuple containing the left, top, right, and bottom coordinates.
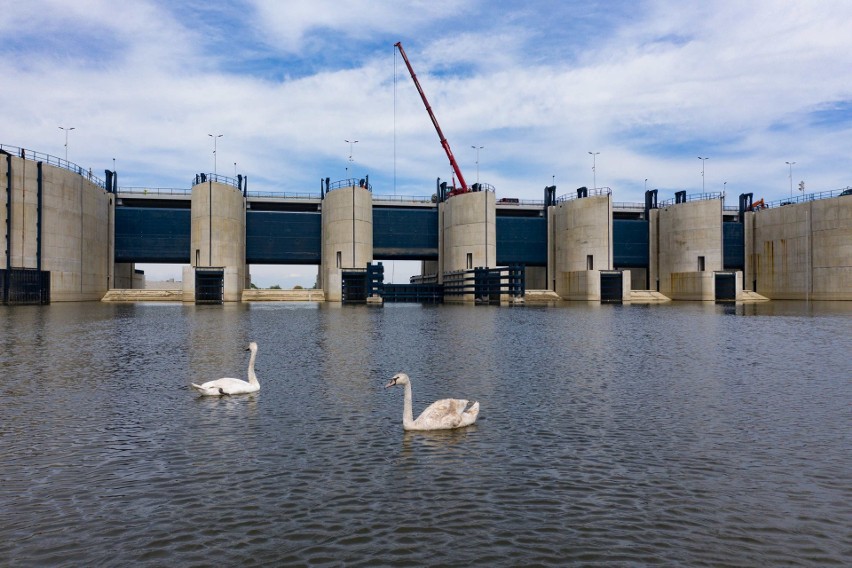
(2, 147, 851, 304)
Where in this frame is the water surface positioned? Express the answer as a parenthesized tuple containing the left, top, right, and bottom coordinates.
(1, 301, 850, 566)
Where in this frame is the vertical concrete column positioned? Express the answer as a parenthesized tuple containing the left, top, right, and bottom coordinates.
(35, 161, 111, 301)
(551, 194, 612, 300)
(546, 205, 555, 291)
(657, 199, 723, 300)
(1, 154, 10, 272)
(743, 210, 755, 292)
(320, 184, 373, 302)
(189, 179, 246, 302)
(648, 208, 660, 291)
(114, 263, 137, 288)
(7, 155, 40, 269)
(440, 190, 495, 272)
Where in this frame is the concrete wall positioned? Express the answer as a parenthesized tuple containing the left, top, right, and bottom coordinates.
(669, 271, 715, 301)
(190, 179, 246, 302)
(751, 195, 852, 300)
(1, 154, 112, 301)
(655, 199, 723, 299)
(550, 194, 612, 299)
(320, 185, 373, 302)
(114, 263, 136, 288)
(558, 269, 601, 301)
(525, 266, 547, 289)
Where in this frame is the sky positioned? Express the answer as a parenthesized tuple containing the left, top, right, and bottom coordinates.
(3, 0, 851, 287)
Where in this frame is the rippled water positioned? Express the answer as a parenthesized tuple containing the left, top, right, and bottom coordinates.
(1, 301, 850, 566)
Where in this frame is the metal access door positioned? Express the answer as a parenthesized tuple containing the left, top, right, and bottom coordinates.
(195, 269, 224, 304)
(600, 271, 623, 303)
(1, 268, 51, 305)
(342, 270, 368, 304)
(715, 272, 736, 302)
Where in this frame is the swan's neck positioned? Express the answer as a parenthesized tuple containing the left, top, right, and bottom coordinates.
(247, 350, 258, 385)
(402, 381, 415, 428)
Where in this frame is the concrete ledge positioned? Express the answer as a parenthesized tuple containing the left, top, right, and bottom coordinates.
(242, 289, 325, 302)
(524, 290, 563, 303)
(102, 289, 184, 302)
(739, 290, 770, 302)
(628, 290, 671, 303)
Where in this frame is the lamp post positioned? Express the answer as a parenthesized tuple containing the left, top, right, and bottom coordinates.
(208, 134, 223, 175)
(471, 145, 484, 185)
(786, 161, 796, 201)
(588, 151, 600, 190)
(345, 139, 358, 180)
(698, 156, 709, 192)
(58, 126, 75, 162)
(644, 178, 648, 192)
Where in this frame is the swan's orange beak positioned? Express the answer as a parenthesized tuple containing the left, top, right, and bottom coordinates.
(384, 378, 397, 388)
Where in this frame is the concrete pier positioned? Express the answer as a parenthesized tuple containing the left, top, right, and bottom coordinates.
(551, 193, 614, 301)
(438, 189, 495, 302)
(183, 178, 246, 302)
(653, 198, 725, 301)
(320, 183, 373, 302)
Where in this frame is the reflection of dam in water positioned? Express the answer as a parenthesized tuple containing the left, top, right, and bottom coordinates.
(2, 144, 851, 304)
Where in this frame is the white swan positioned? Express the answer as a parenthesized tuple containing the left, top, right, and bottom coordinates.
(191, 342, 260, 396)
(385, 372, 480, 431)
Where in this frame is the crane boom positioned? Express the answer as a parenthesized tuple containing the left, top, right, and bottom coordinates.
(395, 41, 468, 192)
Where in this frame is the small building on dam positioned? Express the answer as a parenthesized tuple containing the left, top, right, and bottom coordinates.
(2, 146, 851, 304)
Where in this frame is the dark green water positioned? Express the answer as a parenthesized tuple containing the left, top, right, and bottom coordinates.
(1, 301, 850, 566)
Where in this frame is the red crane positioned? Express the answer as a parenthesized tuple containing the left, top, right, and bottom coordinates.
(395, 41, 469, 194)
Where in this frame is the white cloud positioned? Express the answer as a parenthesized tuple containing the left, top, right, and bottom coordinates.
(2, 0, 851, 207)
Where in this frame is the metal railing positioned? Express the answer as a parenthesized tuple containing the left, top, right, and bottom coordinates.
(659, 191, 724, 207)
(248, 190, 321, 200)
(555, 187, 612, 203)
(192, 173, 241, 189)
(327, 178, 373, 192)
(118, 187, 191, 196)
(612, 201, 646, 210)
(373, 194, 435, 204)
(762, 187, 852, 209)
(442, 265, 525, 301)
(1, 143, 106, 188)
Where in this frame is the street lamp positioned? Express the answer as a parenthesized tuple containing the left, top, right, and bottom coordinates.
(588, 151, 600, 190)
(471, 145, 484, 185)
(345, 139, 358, 179)
(208, 134, 223, 175)
(58, 126, 75, 162)
(644, 178, 648, 192)
(698, 156, 709, 192)
(786, 161, 796, 200)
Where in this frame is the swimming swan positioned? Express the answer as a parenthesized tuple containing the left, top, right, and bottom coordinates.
(191, 342, 259, 396)
(385, 372, 479, 431)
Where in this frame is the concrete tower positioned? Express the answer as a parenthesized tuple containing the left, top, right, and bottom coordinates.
(185, 178, 246, 302)
(320, 182, 374, 301)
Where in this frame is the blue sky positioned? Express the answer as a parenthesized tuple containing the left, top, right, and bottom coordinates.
(3, 0, 851, 285)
